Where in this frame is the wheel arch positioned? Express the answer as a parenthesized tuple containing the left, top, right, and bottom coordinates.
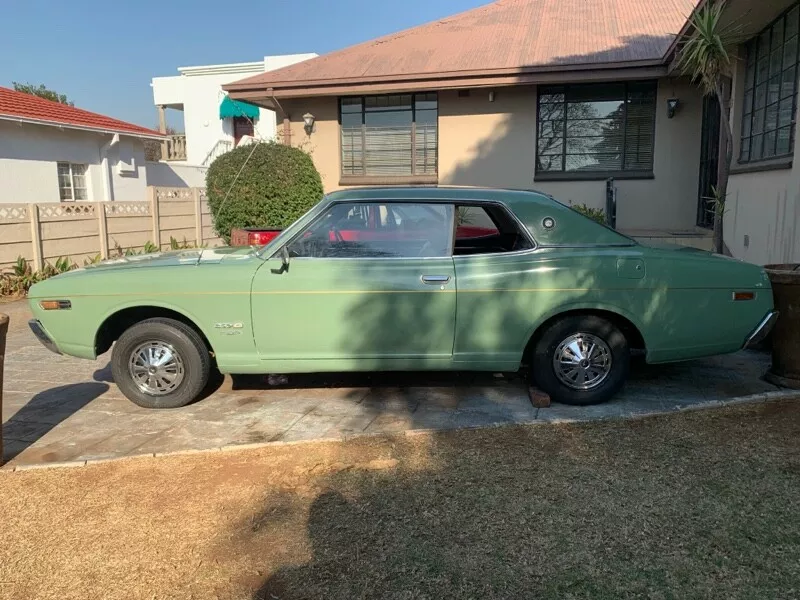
(522, 305, 647, 365)
(95, 304, 215, 357)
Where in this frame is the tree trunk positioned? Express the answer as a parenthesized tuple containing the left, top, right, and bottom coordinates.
(714, 77, 733, 255)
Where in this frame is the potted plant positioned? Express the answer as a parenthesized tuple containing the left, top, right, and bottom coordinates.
(764, 264, 800, 388)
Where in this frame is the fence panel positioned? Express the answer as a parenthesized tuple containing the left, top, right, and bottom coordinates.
(0, 187, 227, 268)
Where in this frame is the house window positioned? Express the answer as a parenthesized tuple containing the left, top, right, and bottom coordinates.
(739, 4, 799, 162)
(339, 93, 438, 178)
(57, 163, 88, 201)
(536, 81, 657, 175)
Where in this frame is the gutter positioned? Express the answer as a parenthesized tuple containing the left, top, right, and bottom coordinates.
(0, 114, 165, 140)
(225, 63, 669, 100)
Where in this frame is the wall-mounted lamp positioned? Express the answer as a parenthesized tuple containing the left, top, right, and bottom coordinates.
(667, 98, 680, 119)
(303, 112, 315, 134)
(488, 90, 496, 102)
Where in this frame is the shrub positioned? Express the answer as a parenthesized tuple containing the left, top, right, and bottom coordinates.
(571, 203, 606, 225)
(205, 142, 324, 244)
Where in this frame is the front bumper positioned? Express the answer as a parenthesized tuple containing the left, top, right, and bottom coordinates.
(743, 310, 779, 349)
(28, 319, 61, 355)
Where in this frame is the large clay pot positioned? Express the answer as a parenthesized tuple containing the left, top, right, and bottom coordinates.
(764, 264, 800, 389)
(0, 313, 8, 465)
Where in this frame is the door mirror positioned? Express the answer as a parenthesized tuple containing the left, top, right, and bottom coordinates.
(270, 245, 290, 274)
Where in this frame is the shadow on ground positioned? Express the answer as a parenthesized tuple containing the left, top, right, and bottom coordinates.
(2, 382, 108, 461)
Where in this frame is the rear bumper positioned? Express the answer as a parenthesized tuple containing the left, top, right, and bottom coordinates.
(28, 319, 61, 355)
(743, 310, 779, 349)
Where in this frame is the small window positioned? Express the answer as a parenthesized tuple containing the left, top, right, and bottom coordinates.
(288, 202, 453, 258)
(453, 204, 534, 255)
(339, 93, 438, 177)
(57, 162, 88, 201)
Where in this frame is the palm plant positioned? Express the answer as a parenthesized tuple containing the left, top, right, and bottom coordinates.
(677, 0, 742, 253)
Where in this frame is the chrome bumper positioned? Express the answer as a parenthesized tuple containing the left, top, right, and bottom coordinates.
(743, 310, 779, 349)
(28, 319, 61, 355)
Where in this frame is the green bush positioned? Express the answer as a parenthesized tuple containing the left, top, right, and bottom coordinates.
(205, 142, 324, 244)
(571, 203, 606, 224)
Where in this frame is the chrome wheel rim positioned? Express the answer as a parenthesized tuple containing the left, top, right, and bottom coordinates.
(553, 333, 612, 390)
(128, 341, 185, 396)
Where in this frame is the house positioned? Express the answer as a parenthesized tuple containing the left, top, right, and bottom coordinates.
(148, 53, 317, 187)
(223, 0, 800, 265)
(0, 86, 164, 204)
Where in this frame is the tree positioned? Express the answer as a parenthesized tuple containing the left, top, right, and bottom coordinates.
(677, 0, 741, 254)
(12, 82, 73, 106)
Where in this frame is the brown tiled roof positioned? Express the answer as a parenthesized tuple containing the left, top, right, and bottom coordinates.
(226, 0, 699, 97)
(0, 87, 164, 138)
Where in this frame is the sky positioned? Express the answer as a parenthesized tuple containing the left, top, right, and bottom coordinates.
(0, 0, 488, 129)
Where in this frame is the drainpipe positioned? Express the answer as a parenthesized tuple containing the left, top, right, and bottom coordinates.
(100, 134, 120, 202)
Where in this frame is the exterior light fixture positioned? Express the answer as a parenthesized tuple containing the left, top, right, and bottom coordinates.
(667, 98, 680, 118)
(303, 113, 315, 134)
(489, 90, 496, 102)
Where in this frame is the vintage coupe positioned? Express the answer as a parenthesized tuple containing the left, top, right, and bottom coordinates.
(28, 187, 777, 409)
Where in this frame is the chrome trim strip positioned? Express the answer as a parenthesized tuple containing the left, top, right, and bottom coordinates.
(743, 310, 779, 349)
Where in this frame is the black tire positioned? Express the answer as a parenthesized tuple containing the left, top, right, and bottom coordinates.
(111, 318, 211, 409)
(531, 315, 629, 406)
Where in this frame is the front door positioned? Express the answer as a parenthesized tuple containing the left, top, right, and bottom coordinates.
(251, 201, 457, 371)
(233, 116, 255, 145)
(697, 94, 720, 228)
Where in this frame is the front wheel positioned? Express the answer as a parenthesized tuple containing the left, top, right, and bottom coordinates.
(111, 318, 211, 409)
(531, 315, 629, 405)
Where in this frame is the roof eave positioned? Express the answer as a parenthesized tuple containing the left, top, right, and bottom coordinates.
(0, 114, 166, 140)
(225, 61, 669, 100)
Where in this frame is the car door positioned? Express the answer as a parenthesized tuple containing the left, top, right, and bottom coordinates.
(251, 200, 457, 370)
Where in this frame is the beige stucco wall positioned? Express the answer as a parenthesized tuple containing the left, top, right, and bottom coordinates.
(283, 78, 704, 231)
(725, 45, 800, 265)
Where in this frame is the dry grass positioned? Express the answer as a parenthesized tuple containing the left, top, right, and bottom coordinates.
(2, 400, 800, 600)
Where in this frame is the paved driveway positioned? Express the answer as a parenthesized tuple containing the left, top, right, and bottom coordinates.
(1, 301, 786, 468)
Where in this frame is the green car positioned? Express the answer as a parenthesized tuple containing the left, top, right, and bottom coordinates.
(28, 187, 777, 409)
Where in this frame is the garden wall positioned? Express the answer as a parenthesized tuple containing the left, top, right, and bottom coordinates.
(0, 187, 224, 268)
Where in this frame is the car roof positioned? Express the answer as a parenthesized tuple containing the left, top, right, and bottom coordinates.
(325, 186, 556, 206)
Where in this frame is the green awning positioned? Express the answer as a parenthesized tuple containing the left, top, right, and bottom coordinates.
(219, 96, 260, 120)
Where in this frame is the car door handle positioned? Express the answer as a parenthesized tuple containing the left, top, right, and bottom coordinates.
(421, 275, 451, 284)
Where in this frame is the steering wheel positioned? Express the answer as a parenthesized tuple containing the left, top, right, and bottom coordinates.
(418, 240, 433, 256)
(330, 226, 344, 243)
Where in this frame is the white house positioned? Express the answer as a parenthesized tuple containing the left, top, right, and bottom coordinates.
(148, 53, 317, 187)
(0, 86, 164, 204)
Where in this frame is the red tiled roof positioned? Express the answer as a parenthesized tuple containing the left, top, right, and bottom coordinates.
(0, 87, 164, 138)
(226, 0, 699, 97)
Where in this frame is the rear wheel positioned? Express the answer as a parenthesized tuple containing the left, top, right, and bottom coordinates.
(111, 318, 210, 409)
(531, 315, 629, 405)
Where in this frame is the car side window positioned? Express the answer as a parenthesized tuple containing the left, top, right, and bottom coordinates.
(288, 202, 454, 258)
(453, 203, 534, 255)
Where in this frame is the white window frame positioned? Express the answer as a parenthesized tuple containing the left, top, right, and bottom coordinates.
(57, 162, 89, 202)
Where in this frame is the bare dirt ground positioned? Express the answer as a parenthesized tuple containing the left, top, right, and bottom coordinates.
(1, 399, 799, 600)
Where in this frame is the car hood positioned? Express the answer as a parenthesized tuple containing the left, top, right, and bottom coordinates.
(81, 246, 255, 271)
